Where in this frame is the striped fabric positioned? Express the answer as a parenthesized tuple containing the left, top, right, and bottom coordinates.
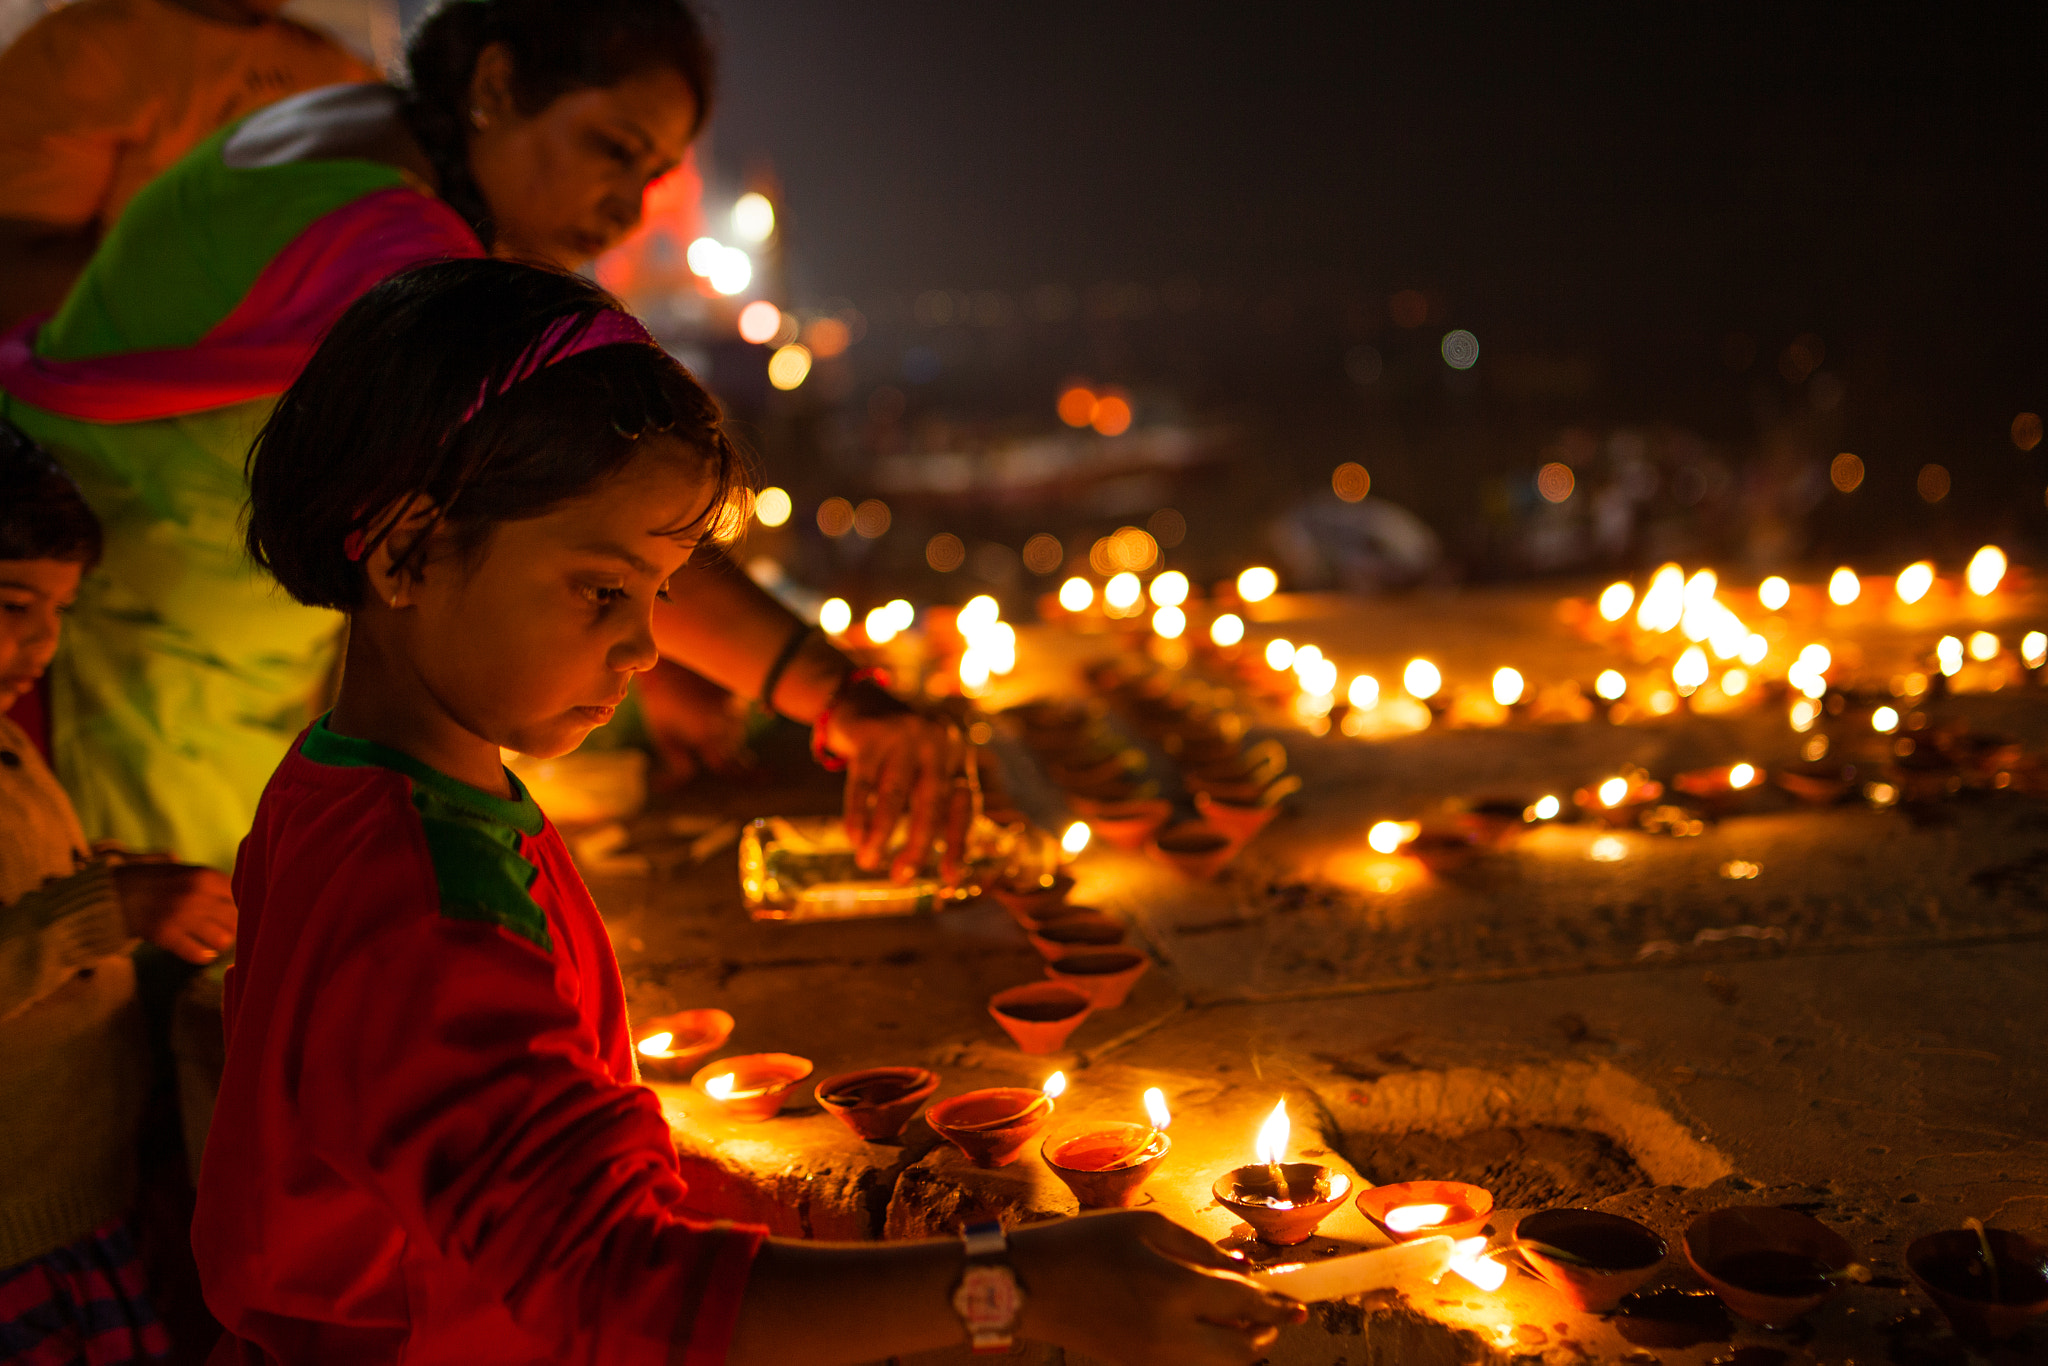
(0, 1217, 168, 1365)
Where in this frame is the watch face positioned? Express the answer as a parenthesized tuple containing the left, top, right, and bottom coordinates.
(955, 1264, 1023, 1331)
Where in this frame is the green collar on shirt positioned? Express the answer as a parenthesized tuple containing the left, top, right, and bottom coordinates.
(300, 714, 544, 837)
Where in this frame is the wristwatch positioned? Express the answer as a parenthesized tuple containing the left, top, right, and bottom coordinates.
(952, 1220, 1027, 1355)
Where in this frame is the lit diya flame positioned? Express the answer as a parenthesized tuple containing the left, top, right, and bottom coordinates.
(1143, 1086, 1171, 1133)
(704, 1072, 768, 1101)
(1256, 1098, 1291, 1204)
(637, 1031, 675, 1057)
(1384, 1202, 1452, 1234)
(1598, 776, 1631, 808)
(1043, 1071, 1068, 1101)
(1367, 820, 1421, 855)
(1062, 820, 1092, 856)
(1728, 762, 1757, 789)
(1524, 795, 1561, 822)
(1446, 1236, 1508, 1292)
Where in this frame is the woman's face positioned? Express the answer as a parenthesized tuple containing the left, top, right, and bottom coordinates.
(466, 49, 697, 270)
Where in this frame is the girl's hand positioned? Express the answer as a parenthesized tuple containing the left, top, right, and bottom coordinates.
(828, 683, 976, 883)
(112, 862, 237, 963)
(1008, 1210, 1306, 1366)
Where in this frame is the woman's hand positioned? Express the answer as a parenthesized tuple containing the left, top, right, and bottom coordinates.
(113, 863, 237, 963)
(827, 681, 976, 883)
(1009, 1210, 1305, 1365)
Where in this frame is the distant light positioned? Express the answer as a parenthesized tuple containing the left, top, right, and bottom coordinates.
(685, 236, 723, 276)
(853, 499, 891, 539)
(1790, 698, 1818, 731)
(1333, 462, 1371, 502)
(2024, 631, 2047, 668)
(1149, 570, 1190, 607)
(1722, 668, 1749, 696)
(1104, 572, 1142, 611)
(708, 245, 752, 296)
(767, 343, 812, 390)
(958, 594, 1000, 633)
(1058, 577, 1094, 612)
(1022, 533, 1064, 575)
(737, 300, 782, 344)
(1537, 462, 1575, 503)
(1968, 630, 1999, 662)
(1291, 643, 1324, 674)
(1739, 633, 1769, 665)
(819, 597, 852, 635)
(1265, 638, 1296, 671)
(1529, 795, 1561, 821)
(1673, 645, 1709, 692)
(864, 605, 899, 644)
(1637, 564, 1685, 632)
(1683, 570, 1717, 613)
(1872, 706, 1900, 734)
(1830, 452, 1865, 493)
(1347, 674, 1380, 709)
(1729, 762, 1757, 788)
(754, 486, 792, 527)
(1057, 386, 1096, 427)
(1090, 394, 1133, 436)
(1403, 658, 1441, 700)
(926, 533, 966, 572)
(2016, 413, 2045, 452)
(816, 496, 854, 537)
(1492, 667, 1525, 707)
(1937, 635, 1963, 676)
(1597, 777, 1630, 808)
(1368, 820, 1418, 854)
(1895, 561, 1933, 604)
(1062, 821, 1091, 856)
(958, 651, 991, 690)
(1827, 567, 1860, 606)
(1590, 836, 1628, 863)
(1237, 567, 1279, 602)
(1758, 576, 1791, 611)
(1210, 613, 1245, 646)
(732, 192, 776, 242)
(1152, 605, 1186, 639)
(1299, 657, 1339, 696)
(1595, 669, 1627, 700)
(1967, 545, 2007, 596)
(884, 599, 915, 632)
(1598, 582, 1635, 622)
(1917, 463, 1951, 504)
(1440, 329, 1479, 370)
(806, 317, 851, 358)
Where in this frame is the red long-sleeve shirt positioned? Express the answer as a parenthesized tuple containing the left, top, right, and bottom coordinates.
(193, 718, 762, 1365)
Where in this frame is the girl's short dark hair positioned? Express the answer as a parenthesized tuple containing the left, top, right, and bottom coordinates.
(0, 418, 101, 567)
(403, 0, 717, 245)
(245, 258, 742, 610)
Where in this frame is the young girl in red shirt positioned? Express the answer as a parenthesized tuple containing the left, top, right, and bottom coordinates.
(200, 258, 1300, 1366)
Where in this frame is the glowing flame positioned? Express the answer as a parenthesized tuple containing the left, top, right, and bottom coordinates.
(1598, 582, 1635, 622)
(2024, 632, 2046, 668)
(1968, 630, 1999, 661)
(1042, 1072, 1067, 1100)
(1059, 577, 1094, 612)
(637, 1032, 674, 1057)
(1384, 1203, 1451, 1233)
(1144, 1087, 1171, 1131)
(1967, 545, 2007, 596)
(1828, 567, 1861, 605)
(1637, 564, 1685, 632)
(1210, 612, 1245, 647)
(1728, 762, 1757, 789)
(1492, 667, 1525, 707)
(1526, 795, 1561, 821)
(1254, 1099, 1289, 1166)
(1872, 706, 1899, 734)
(1104, 572, 1142, 611)
(1937, 635, 1963, 676)
(1595, 669, 1627, 701)
(1447, 1237, 1508, 1292)
(1758, 576, 1791, 611)
(1062, 821, 1092, 856)
(705, 1073, 737, 1100)
(1237, 567, 1278, 602)
(1265, 638, 1296, 671)
(1598, 776, 1630, 808)
(1348, 674, 1380, 709)
(1673, 646, 1709, 691)
(1896, 561, 1934, 604)
(1149, 571, 1189, 607)
(1367, 820, 1420, 855)
(1404, 658, 1441, 700)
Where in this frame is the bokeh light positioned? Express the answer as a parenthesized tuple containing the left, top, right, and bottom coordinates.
(2016, 413, 2044, 452)
(1152, 606, 1187, 639)
(1637, 564, 1685, 631)
(1057, 386, 1095, 427)
(737, 300, 782, 344)
(1917, 463, 1951, 503)
(1265, 639, 1296, 671)
(853, 499, 891, 539)
(1537, 462, 1575, 503)
(1492, 667, 1525, 707)
(806, 317, 851, 359)
(816, 497, 854, 537)
(1147, 507, 1187, 547)
(1894, 561, 1933, 604)
(1440, 329, 1480, 370)
(1332, 462, 1371, 501)
(707, 244, 752, 296)
(767, 343, 812, 390)
(2023, 631, 2047, 668)
(1149, 570, 1189, 607)
(1595, 669, 1627, 700)
(1403, 658, 1441, 699)
(1758, 576, 1791, 611)
(1210, 612, 1245, 647)
(864, 605, 900, 645)
(731, 191, 775, 242)
(1966, 545, 2007, 596)
(1348, 674, 1380, 709)
(1237, 566, 1278, 602)
(1022, 533, 1064, 575)
(1968, 631, 1999, 662)
(1827, 567, 1860, 605)
(1872, 706, 1900, 734)
(1829, 453, 1865, 492)
(1598, 582, 1635, 621)
(925, 533, 965, 571)
(754, 486, 792, 527)
(1937, 635, 1964, 676)
(818, 597, 852, 635)
(1673, 645, 1709, 691)
(1104, 572, 1142, 611)
(1058, 577, 1094, 612)
(1090, 393, 1133, 436)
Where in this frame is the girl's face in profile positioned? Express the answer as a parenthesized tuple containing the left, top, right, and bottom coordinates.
(396, 440, 714, 759)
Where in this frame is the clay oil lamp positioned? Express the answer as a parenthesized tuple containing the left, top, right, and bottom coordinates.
(1457, 797, 1544, 849)
(1906, 1221, 2048, 1344)
(1672, 761, 1768, 813)
(814, 1067, 940, 1142)
(988, 982, 1094, 1054)
(989, 872, 1076, 924)
(1213, 1099, 1352, 1246)
(1083, 797, 1174, 851)
(691, 1053, 813, 1122)
(1016, 899, 1109, 934)
(1575, 769, 1665, 827)
(1185, 740, 1289, 804)
(928, 1071, 1065, 1168)
(1509, 1209, 1669, 1312)
(1193, 773, 1302, 846)
(1043, 1087, 1173, 1209)
(1356, 1181, 1494, 1243)
(1405, 825, 1480, 874)
(1146, 821, 1237, 880)
(1044, 949, 1150, 1009)
(1775, 756, 1856, 805)
(633, 1008, 735, 1081)
(1683, 1206, 1862, 1327)
(1026, 913, 1129, 961)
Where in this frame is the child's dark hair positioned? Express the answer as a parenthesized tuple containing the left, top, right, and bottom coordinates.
(0, 418, 102, 568)
(245, 258, 742, 610)
(403, 0, 717, 245)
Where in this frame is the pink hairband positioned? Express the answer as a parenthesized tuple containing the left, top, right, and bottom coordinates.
(342, 309, 659, 561)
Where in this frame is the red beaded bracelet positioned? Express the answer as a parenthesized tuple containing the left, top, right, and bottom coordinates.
(810, 666, 892, 772)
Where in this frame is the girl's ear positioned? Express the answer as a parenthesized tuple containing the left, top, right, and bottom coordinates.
(363, 496, 443, 610)
(468, 42, 518, 132)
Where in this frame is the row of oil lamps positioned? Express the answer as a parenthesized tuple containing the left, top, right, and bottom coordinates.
(632, 1013, 2046, 1341)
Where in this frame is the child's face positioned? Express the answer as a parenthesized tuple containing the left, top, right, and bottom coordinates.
(400, 441, 716, 760)
(0, 559, 81, 709)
